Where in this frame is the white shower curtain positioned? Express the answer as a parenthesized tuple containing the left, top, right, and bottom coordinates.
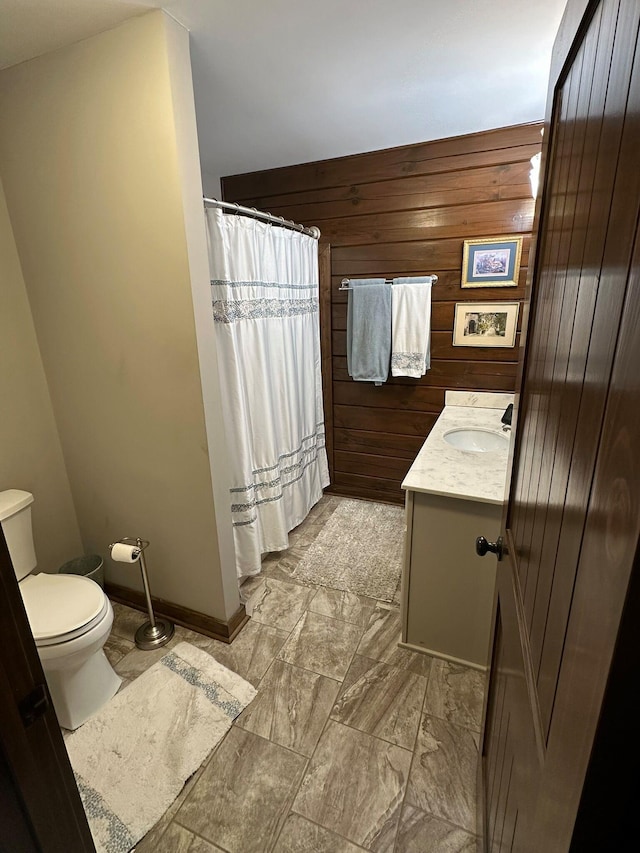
(206, 208, 330, 580)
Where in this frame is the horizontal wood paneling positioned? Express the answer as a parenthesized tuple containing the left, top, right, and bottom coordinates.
(246, 164, 531, 221)
(222, 124, 543, 198)
(222, 123, 539, 501)
(332, 300, 524, 333)
(334, 428, 425, 459)
(333, 357, 518, 389)
(331, 471, 407, 503)
(332, 240, 532, 266)
(332, 268, 528, 303)
(333, 301, 455, 331)
(334, 405, 438, 435)
(333, 330, 521, 361)
(325, 483, 403, 505)
(334, 450, 413, 480)
(311, 199, 535, 246)
(333, 381, 444, 411)
(332, 242, 531, 277)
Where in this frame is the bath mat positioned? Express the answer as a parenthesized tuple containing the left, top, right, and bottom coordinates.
(65, 641, 256, 853)
(291, 499, 404, 602)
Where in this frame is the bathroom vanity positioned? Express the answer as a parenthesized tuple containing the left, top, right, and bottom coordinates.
(400, 393, 513, 669)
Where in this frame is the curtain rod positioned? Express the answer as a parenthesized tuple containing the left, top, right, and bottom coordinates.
(339, 275, 438, 290)
(203, 197, 321, 240)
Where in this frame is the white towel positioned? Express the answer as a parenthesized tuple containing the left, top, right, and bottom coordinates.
(391, 277, 433, 378)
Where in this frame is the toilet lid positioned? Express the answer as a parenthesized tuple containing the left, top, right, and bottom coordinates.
(20, 573, 106, 642)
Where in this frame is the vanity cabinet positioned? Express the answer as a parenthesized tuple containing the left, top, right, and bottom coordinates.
(401, 489, 501, 668)
(399, 393, 511, 670)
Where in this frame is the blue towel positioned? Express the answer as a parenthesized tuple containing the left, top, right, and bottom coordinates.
(346, 279, 392, 384)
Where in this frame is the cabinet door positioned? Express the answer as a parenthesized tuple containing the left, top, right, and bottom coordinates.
(405, 491, 500, 667)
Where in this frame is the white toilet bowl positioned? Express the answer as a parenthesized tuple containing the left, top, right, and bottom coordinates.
(20, 573, 122, 729)
(0, 490, 122, 730)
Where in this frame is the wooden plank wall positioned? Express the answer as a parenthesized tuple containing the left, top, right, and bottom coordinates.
(222, 123, 542, 504)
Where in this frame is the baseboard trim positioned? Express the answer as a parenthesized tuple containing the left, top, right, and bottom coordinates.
(325, 486, 404, 506)
(398, 640, 488, 672)
(104, 582, 249, 644)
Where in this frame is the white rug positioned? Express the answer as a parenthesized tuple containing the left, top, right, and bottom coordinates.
(65, 642, 256, 853)
(291, 499, 405, 602)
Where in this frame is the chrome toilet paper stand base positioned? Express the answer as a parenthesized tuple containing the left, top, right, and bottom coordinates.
(109, 537, 175, 650)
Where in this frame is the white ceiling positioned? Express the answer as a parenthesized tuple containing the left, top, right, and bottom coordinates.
(0, 0, 566, 185)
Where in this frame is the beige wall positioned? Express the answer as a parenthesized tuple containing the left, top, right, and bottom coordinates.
(0, 177, 82, 572)
(0, 11, 238, 620)
(163, 17, 240, 617)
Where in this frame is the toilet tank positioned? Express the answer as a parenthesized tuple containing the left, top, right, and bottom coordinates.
(0, 490, 36, 581)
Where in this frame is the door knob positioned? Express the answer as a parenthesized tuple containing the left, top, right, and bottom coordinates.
(476, 536, 503, 560)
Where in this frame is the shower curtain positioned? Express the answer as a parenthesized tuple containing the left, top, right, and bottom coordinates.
(206, 208, 330, 580)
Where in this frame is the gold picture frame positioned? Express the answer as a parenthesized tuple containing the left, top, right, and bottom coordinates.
(461, 236, 523, 288)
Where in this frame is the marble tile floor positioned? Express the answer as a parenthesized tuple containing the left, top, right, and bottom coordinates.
(99, 496, 484, 853)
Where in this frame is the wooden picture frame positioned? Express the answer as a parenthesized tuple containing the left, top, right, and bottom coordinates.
(461, 236, 523, 288)
(453, 302, 519, 348)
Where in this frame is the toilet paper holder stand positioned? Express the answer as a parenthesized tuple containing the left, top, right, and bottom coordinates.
(108, 537, 175, 651)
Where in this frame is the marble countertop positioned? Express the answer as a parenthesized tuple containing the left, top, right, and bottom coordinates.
(402, 398, 513, 505)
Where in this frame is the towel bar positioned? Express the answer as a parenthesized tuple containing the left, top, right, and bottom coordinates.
(339, 275, 438, 290)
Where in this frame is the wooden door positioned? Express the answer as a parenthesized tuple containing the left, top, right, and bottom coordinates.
(480, 0, 640, 849)
(0, 529, 95, 852)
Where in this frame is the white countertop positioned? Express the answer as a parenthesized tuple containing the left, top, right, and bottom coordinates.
(402, 401, 513, 505)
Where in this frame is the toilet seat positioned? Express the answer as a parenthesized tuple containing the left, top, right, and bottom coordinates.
(20, 573, 108, 646)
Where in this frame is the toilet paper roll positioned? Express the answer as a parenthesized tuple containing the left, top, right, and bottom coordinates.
(110, 543, 141, 563)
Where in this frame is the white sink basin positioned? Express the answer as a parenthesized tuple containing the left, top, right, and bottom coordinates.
(443, 427, 509, 453)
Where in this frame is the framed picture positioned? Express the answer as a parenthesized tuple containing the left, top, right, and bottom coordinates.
(461, 236, 523, 288)
(453, 302, 520, 348)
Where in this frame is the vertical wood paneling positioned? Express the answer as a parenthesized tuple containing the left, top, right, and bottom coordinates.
(483, 3, 640, 851)
(512, 44, 584, 596)
(521, 11, 599, 630)
(527, 0, 621, 678)
(507, 0, 640, 740)
(535, 0, 640, 736)
(222, 123, 542, 502)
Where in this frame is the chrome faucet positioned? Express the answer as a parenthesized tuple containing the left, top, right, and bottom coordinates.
(501, 403, 513, 432)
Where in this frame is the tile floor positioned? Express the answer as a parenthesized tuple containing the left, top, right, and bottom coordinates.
(102, 496, 484, 853)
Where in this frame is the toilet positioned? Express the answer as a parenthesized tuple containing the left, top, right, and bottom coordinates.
(0, 489, 121, 729)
